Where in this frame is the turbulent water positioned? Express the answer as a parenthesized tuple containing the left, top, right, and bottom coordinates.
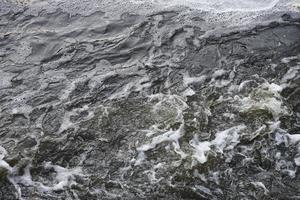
(0, 0, 300, 199)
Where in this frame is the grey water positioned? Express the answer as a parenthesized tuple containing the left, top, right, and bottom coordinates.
(0, 0, 300, 199)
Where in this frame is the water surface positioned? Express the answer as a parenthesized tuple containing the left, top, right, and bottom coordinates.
(0, 0, 300, 199)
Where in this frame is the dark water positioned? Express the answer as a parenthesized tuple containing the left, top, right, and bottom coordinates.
(0, 1, 300, 199)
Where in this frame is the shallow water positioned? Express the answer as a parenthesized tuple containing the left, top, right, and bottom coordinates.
(0, 0, 300, 199)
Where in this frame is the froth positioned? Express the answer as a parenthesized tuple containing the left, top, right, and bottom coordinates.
(132, 0, 281, 12)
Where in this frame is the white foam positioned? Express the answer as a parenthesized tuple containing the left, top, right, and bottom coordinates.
(182, 87, 196, 97)
(135, 94, 189, 164)
(183, 73, 207, 85)
(58, 105, 94, 133)
(281, 66, 300, 84)
(0, 146, 13, 173)
(150, 94, 189, 123)
(251, 181, 269, 194)
(294, 1, 300, 10)
(190, 125, 246, 164)
(275, 133, 300, 166)
(214, 79, 232, 88)
(237, 96, 286, 119)
(275, 159, 297, 177)
(11, 162, 83, 193)
(209, 69, 235, 88)
(262, 82, 283, 93)
(281, 56, 298, 64)
(294, 156, 300, 166)
(223, 113, 235, 119)
(288, 134, 300, 143)
(195, 185, 212, 195)
(190, 139, 211, 164)
(0, 160, 13, 173)
(132, 0, 281, 12)
(0, 146, 8, 160)
(144, 168, 164, 183)
(11, 104, 33, 118)
(213, 125, 245, 152)
(212, 69, 227, 78)
(137, 123, 184, 152)
(235, 81, 289, 120)
(44, 162, 83, 191)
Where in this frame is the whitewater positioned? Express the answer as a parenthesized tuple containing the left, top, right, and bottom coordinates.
(0, 0, 299, 199)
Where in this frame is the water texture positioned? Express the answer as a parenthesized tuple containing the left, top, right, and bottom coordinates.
(0, 0, 300, 199)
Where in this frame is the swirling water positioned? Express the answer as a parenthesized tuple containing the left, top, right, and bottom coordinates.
(0, 0, 300, 199)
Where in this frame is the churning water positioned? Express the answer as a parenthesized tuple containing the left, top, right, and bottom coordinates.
(0, 0, 300, 199)
(132, 0, 281, 11)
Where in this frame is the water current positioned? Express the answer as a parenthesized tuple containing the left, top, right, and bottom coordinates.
(0, 0, 300, 199)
